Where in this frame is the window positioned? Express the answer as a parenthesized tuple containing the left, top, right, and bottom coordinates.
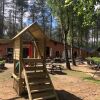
(56, 51, 60, 57)
(23, 48, 29, 58)
(46, 47, 50, 57)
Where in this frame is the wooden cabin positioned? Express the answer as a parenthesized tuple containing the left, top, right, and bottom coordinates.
(72, 46, 98, 58)
(1, 37, 97, 61)
(0, 39, 65, 60)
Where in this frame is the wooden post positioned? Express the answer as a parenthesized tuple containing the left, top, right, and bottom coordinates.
(18, 36, 24, 95)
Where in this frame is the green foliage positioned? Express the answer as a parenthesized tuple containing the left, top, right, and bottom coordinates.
(65, 70, 89, 78)
(0, 57, 5, 65)
(73, 0, 97, 27)
(83, 77, 100, 84)
(47, 0, 99, 69)
(47, 0, 70, 29)
(64, 70, 100, 84)
(47, 0, 98, 36)
(72, 0, 100, 48)
(86, 57, 100, 63)
(0, 61, 5, 65)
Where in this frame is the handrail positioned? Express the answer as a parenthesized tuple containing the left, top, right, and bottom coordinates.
(23, 67, 32, 100)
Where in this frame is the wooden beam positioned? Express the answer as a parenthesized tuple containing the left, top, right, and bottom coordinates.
(23, 58, 43, 63)
(28, 30, 42, 58)
(12, 73, 19, 81)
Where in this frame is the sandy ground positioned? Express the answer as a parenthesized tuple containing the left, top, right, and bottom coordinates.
(0, 63, 100, 100)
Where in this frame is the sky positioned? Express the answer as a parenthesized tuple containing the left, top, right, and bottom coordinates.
(4, 0, 33, 25)
(95, 4, 100, 10)
(23, 0, 34, 25)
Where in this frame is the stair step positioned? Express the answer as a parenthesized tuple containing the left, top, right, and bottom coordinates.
(29, 78, 50, 85)
(30, 84, 51, 89)
(30, 84, 53, 93)
(27, 72, 47, 78)
(25, 66, 44, 71)
(31, 91, 56, 100)
(31, 87, 53, 93)
(23, 61, 58, 100)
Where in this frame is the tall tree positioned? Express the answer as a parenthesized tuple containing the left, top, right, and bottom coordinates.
(30, 0, 51, 35)
(16, 0, 28, 29)
(47, 0, 72, 69)
(73, 0, 99, 49)
(0, 0, 5, 38)
(47, 0, 99, 69)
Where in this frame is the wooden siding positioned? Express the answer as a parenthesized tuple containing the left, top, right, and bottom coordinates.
(14, 37, 20, 60)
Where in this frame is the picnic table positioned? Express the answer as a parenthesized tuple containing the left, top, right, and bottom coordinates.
(47, 58, 64, 73)
(50, 63, 63, 73)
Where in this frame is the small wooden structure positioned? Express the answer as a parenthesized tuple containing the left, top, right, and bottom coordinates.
(12, 22, 59, 100)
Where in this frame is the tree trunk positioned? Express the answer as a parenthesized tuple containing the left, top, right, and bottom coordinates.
(20, 7, 23, 29)
(1, 0, 5, 38)
(96, 25, 98, 47)
(71, 41, 76, 66)
(92, 27, 94, 47)
(32, 5, 35, 22)
(70, 15, 76, 66)
(50, 14, 52, 38)
(64, 31, 71, 70)
(14, 1, 17, 33)
(13, 0, 15, 35)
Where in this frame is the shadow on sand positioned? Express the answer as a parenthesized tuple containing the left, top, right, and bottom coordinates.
(49, 71, 67, 75)
(5, 92, 29, 100)
(71, 69, 83, 72)
(57, 90, 82, 100)
(5, 90, 82, 100)
(0, 66, 8, 73)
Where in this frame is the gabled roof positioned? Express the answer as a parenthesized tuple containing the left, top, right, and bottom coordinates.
(12, 22, 48, 41)
(1, 22, 64, 44)
(0, 39, 11, 44)
(49, 39, 63, 45)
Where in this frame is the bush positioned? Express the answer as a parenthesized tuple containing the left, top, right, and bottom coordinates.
(0, 57, 3, 60)
(0, 60, 5, 68)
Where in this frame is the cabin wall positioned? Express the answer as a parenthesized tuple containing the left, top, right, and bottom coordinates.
(2, 38, 97, 60)
(46, 40, 64, 58)
(0, 43, 13, 58)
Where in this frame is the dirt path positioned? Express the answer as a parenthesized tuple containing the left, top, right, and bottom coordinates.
(0, 63, 25, 100)
(51, 74, 100, 100)
(0, 63, 100, 100)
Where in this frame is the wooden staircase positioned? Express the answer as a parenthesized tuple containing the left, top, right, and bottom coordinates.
(22, 58, 59, 100)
